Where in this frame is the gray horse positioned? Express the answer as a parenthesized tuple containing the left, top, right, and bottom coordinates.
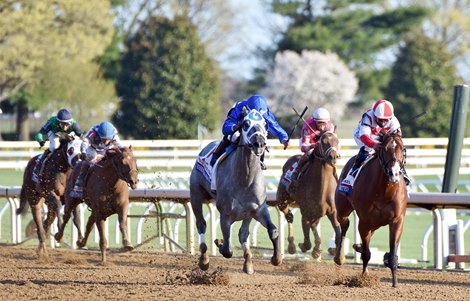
(190, 109, 281, 274)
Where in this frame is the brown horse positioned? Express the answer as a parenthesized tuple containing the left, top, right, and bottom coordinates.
(55, 146, 139, 264)
(16, 137, 82, 257)
(274, 131, 341, 260)
(334, 133, 408, 287)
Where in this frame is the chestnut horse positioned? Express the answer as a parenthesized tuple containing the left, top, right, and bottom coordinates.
(55, 146, 139, 264)
(16, 137, 82, 257)
(334, 133, 408, 287)
(274, 131, 341, 260)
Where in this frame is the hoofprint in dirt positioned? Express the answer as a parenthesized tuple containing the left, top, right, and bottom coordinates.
(0, 247, 469, 301)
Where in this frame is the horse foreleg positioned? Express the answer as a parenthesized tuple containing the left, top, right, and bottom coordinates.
(54, 198, 77, 242)
(31, 204, 48, 258)
(311, 219, 322, 261)
(239, 219, 253, 274)
(96, 217, 107, 265)
(255, 204, 281, 266)
(298, 214, 312, 253)
(117, 206, 134, 251)
(327, 211, 342, 258)
(358, 223, 373, 276)
(71, 204, 83, 241)
(48, 195, 62, 231)
(77, 211, 95, 249)
(388, 219, 404, 288)
(215, 213, 233, 258)
(287, 222, 296, 254)
(334, 217, 350, 266)
(193, 200, 209, 270)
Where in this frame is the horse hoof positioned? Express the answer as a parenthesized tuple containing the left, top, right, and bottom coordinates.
(353, 243, 362, 253)
(287, 243, 296, 255)
(54, 232, 62, 242)
(328, 247, 336, 256)
(243, 264, 254, 275)
(198, 257, 210, 271)
(76, 240, 86, 249)
(312, 249, 322, 260)
(271, 255, 282, 266)
(124, 245, 134, 252)
(334, 255, 345, 266)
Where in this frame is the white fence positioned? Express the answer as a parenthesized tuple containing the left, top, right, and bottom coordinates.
(1, 186, 470, 270)
(1, 138, 470, 270)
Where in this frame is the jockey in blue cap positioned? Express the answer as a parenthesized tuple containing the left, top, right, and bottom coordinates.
(211, 95, 289, 169)
(70, 121, 124, 198)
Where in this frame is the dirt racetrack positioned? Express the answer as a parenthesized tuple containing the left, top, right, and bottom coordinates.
(0, 246, 469, 301)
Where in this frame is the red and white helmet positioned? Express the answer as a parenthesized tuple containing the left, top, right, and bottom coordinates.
(313, 108, 330, 122)
(373, 100, 394, 120)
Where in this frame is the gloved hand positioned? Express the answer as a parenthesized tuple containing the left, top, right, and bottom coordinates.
(282, 139, 290, 149)
(80, 153, 87, 161)
(39, 141, 45, 148)
(229, 131, 240, 143)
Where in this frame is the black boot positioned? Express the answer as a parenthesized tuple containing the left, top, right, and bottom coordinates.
(287, 155, 309, 193)
(32, 149, 50, 183)
(70, 162, 90, 198)
(210, 137, 230, 166)
(351, 146, 368, 174)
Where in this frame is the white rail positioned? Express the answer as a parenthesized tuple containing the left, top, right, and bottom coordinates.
(1, 187, 469, 270)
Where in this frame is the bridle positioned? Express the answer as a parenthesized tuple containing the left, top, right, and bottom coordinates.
(111, 149, 139, 188)
(312, 131, 340, 166)
(378, 134, 406, 180)
(238, 110, 268, 156)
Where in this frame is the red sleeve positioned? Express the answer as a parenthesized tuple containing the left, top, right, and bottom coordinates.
(360, 134, 376, 148)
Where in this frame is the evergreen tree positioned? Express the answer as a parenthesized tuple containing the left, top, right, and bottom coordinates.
(384, 33, 460, 137)
(272, 1, 429, 104)
(114, 15, 220, 139)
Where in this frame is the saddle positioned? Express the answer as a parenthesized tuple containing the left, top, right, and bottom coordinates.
(338, 155, 374, 195)
(196, 142, 235, 193)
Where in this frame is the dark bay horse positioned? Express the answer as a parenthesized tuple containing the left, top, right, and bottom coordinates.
(16, 137, 82, 257)
(190, 109, 281, 274)
(334, 133, 408, 287)
(274, 131, 341, 260)
(55, 146, 139, 264)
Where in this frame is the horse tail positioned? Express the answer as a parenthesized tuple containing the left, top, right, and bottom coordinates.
(16, 187, 29, 216)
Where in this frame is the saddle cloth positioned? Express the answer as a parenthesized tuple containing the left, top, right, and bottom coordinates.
(338, 155, 374, 195)
(280, 161, 299, 187)
(195, 141, 229, 193)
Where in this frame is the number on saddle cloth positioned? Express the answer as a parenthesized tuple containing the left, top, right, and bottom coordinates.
(339, 154, 374, 195)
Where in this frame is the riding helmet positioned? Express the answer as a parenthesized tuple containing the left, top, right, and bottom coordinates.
(97, 121, 117, 140)
(313, 108, 330, 122)
(246, 95, 268, 115)
(373, 100, 394, 120)
(57, 108, 73, 124)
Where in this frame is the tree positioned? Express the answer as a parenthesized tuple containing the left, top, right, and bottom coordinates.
(384, 33, 461, 137)
(0, 0, 115, 139)
(114, 15, 220, 139)
(262, 50, 358, 121)
(271, 1, 429, 104)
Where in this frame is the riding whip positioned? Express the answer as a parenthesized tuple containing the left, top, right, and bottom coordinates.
(293, 106, 316, 133)
(284, 106, 308, 150)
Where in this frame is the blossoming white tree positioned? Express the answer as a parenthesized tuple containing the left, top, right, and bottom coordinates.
(262, 50, 358, 119)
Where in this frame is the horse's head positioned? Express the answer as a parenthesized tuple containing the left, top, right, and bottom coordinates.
(378, 134, 406, 183)
(66, 138, 82, 167)
(313, 131, 340, 166)
(239, 109, 268, 156)
(109, 146, 139, 189)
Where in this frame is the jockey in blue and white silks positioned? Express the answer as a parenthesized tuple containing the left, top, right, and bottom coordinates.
(211, 94, 289, 169)
(70, 121, 124, 198)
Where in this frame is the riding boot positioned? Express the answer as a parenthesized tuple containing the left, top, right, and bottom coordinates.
(70, 162, 90, 198)
(210, 137, 230, 166)
(32, 149, 50, 183)
(287, 154, 309, 194)
(351, 146, 368, 174)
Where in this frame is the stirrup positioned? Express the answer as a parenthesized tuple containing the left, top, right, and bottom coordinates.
(70, 186, 83, 198)
(32, 173, 39, 183)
